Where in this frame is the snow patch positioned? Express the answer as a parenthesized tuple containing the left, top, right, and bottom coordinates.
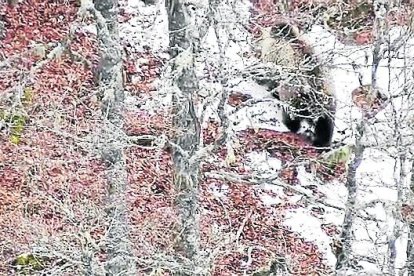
(229, 100, 288, 132)
(232, 80, 276, 99)
(246, 151, 282, 176)
(284, 209, 337, 268)
(260, 192, 283, 206)
(210, 183, 229, 198)
(120, 0, 169, 53)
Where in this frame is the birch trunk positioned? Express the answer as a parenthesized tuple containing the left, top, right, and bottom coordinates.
(93, 0, 136, 274)
(166, 0, 204, 274)
(336, 122, 366, 272)
(408, 162, 414, 276)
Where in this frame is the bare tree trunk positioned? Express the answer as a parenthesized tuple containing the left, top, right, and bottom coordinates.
(408, 161, 414, 276)
(370, 0, 388, 100)
(92, 0, 136, 274)
(387, 153, 406, 275)
(336, 122, 366, 272)
(166, 0, 204, 274)
(0, 14, 5, 40)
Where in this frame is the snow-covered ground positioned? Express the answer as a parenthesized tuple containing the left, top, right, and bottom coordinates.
(227, 22, 414, 274)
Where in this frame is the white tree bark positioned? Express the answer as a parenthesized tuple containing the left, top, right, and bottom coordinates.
(91, 0, 137, 274)
(336, 122, 366, 272)
(166, 0, 207, 274)
(408, 161, 414, 276)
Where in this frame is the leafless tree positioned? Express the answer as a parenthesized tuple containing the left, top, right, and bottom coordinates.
(408, 166, 414, 275)
(335, 121, 365, 272)
(166, 0, 208, 274)
(91, 0, 137, 274)
(336, 0, 414, 273)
